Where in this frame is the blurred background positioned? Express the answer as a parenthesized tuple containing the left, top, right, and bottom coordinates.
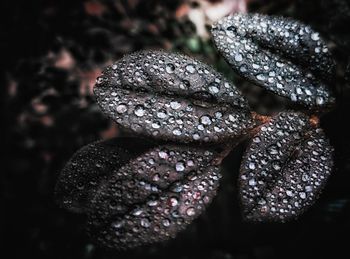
(2, 0, 350, 258)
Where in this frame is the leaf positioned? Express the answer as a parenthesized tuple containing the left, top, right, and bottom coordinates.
(86, 145, 221, 249)
(239, 111, 333, 222)
(94, 50, 257, 143)
(211, 13, 336, 108)
(55, 137, 153, 213)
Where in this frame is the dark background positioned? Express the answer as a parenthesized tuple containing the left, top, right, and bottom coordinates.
(2, 0, 350, 258)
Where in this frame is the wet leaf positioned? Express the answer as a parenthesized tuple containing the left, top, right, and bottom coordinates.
(211, 14, 336, 108)
(55, 137, 153, 213)
(239, 111, 333, 222)
(86, 145, 221, 249)
(94, 50, 257, 143)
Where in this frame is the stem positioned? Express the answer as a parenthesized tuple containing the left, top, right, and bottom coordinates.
(212, 144, 234, 166)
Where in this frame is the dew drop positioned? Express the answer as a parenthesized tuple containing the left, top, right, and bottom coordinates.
(316, 96, 324, 105)
(185, 64, 196, 73)
(180, 80, 190, 90)
(175, 162, 185, 172)
(256, 74, 266, 81)
(157, 110, 167, 119)
(253, 136, 261, 143)
(299, 192, 306, 199)
(170, 101, 182, 110)
(186, 207, 196, 216)
(239, 64, 248, 73)
(234, 53, 243, 62)
(311, 32, 320, 41)
(133, 208, 143, 216)
(152, 121, 161, 129)
(140, 218, 150, 228)
(249, 178, 257, 186)
(162, 219, 171, 227)
(116, 103, 128, 114)
(169, 197, 179, 207)
(158, 151, 168, 159)
(192, 133, 200, 140)
(173, 128, 182, 136)
(134, 105, 145, 117)
(165, 63, 175, 73)
(200, 115, 212, 125)
(208, 82, 220, 94)
(248, 162, 256, 170)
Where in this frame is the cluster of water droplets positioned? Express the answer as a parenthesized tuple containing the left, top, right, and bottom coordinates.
(94, 50, 256, 143)
(86, 145, 221, 249)
(211, 13, 335, 108)
(239, 112, 333, 221)
(55, 138, 143, 213)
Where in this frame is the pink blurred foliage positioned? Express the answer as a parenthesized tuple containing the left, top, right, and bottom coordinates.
(177, 0, 250, 39)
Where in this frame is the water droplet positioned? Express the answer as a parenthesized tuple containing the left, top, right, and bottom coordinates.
(302, 173, 309, 182)
(311, 32, 320, 41)
(96, 77, 104, 84)
(249, 178, 256, 186)
(239, 64, 248, 72)
(256, 74, 266, 81)
(226, 25, 237, 32)
(169, 197, 179, 207)
(173, 128, 182, 136)
(134, 105, 145, 117)
(158, 151, 168, 159)
(162, 219, 171, 227)
(175, 162, 185, 172)
(228, 114, 237, 122)
(170, 101, 181, 110)
(187, 160, 194, 166)
(253, 136, 261, 143)
(286, 190, 293, 197)
(258, 199, 266, 205)
(185, 64, 196, 73)
(152, 173, 160, 181)
(234, 53, 243, 62)
(152, 121, 161, 129)
(272, 161, 281, 170)
(268, 145, 279, 155)
(140, 218, 150, 227)
(215, 112, 223, 119)
(316, 96, 324, 105)
(178, 80, 189, 90)
(208, 82, 220, 93)
(200, 115, 212, 125)
(248, 162, 256, 170)
(252, 64, 260, 69)
(192, 133, 200, 140)
(305, 186, 313, 192)
(116, 104, 128, 113)
(133, 208, 143, 216)
(166, 63, 175, 73)
(277, 83, 283, 89)
(157, 110, 167, 119)
(186, 207, 196, 216)
(147, 200, 158, 206)
(112, 221, 124, 229)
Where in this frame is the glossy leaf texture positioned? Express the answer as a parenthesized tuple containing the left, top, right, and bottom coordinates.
(86, 145, 221, 249)
(94, 50, 257, 143)
(239, 111, 333, 222)
(55, 138, 153, 213)
(211, 13, 336, 108)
